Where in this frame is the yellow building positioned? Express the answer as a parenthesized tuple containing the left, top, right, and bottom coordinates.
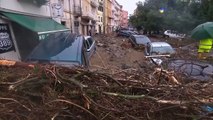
(103, 0, 122, 34)
(103, 0, 112, 34)
(81, 0, 98, 35)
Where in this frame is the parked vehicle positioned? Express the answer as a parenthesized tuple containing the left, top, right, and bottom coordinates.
(129, 35, 151, 49)
(164, 30, 185, 39)
(27, 32, 96, 68)
(117, 30, 139, 37)
(145, 42, 175, 65)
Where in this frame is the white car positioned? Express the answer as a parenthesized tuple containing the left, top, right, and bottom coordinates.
(164, 30, 185, 39)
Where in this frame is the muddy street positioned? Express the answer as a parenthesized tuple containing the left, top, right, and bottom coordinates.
(90, 33, 146, 73)
(89, 33, 193, 71)
(89, 33, 213, 80)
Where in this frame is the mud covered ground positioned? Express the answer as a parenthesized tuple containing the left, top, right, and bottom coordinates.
(90, 33, 206, 72)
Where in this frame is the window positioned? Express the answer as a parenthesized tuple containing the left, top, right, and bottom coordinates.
(84, 40, 90, 49)
(98, 6, 103, 12)
(61, 21, 66, 26)
(87, 37, 94, 45)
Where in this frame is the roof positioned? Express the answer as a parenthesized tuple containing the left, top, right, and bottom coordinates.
(149, 42, 172, 47)
(132, 35, 151, 45)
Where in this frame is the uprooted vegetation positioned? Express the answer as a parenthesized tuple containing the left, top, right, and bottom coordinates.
(0, 61, 212, 120)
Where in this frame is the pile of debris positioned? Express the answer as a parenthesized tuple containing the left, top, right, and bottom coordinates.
(0, 60, 212, 120)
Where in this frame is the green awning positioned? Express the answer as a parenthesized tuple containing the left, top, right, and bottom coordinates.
(1, 12, 69, 34)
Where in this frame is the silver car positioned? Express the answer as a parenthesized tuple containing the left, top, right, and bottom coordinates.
(129, 35, 151, 49)
(145, 42, 175, 65)
(84, 36, 96, 59)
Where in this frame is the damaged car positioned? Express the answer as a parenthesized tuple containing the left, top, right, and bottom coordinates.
(145, 42, 175, 66)
(129, 35, 151, 50)
(27, 32, 96, 68)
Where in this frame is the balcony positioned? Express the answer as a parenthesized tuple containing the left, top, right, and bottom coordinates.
(112, 8, 116, 12)
(82, 11, 93, 20)
(91, 0, 99, 7)
(115, 5, 120, 10)
(114, 12, 119, 16)
(99, 0, 104, 5)
(108, 12, 114, 19)
(73, 6, 82, 16)
(108, 15, 114, 19)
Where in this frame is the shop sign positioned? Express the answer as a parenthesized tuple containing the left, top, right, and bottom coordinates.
(51, 3, 63, 18)
(0, 24, 15, 53)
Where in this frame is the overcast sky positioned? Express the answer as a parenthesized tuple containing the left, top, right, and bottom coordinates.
(116, 0, 145, 15)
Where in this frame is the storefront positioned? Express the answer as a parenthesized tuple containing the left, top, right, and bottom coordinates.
(0, 11, 70, 61)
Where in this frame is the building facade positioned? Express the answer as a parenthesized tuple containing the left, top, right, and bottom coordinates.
(96, 0, 104, 34)
(113, 0, 122, 30)
(50, 0, 98, 36)
(120, 10, 128, 28)
(50, 0, 128, 35)
(0, 0, 69, 61)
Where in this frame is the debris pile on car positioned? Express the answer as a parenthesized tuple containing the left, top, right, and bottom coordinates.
(0, 60, 212, 120)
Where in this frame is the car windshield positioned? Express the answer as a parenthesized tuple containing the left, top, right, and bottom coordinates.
(27, 32, 81, 63)
(152, 46, 175, 54)
(135, 36, 150, 45)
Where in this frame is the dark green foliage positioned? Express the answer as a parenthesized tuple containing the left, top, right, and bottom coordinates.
(129, 0, 213, 34)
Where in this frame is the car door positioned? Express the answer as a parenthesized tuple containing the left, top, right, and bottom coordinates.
(85, 37, 96, 59)
(145, 43, 151, 56)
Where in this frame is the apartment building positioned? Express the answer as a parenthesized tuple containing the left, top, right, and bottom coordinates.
(72, 0, 82, 34)
(113, 0, 122, 30)
(50, 0, 98, 36)
(0, 0, 69, 61)
(51, 0, 127, 35)
(120, 10, 128, 28)
(96, 0, 104, 34)
(81, 0, 98, 35)
(103, 0, 113, 34)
